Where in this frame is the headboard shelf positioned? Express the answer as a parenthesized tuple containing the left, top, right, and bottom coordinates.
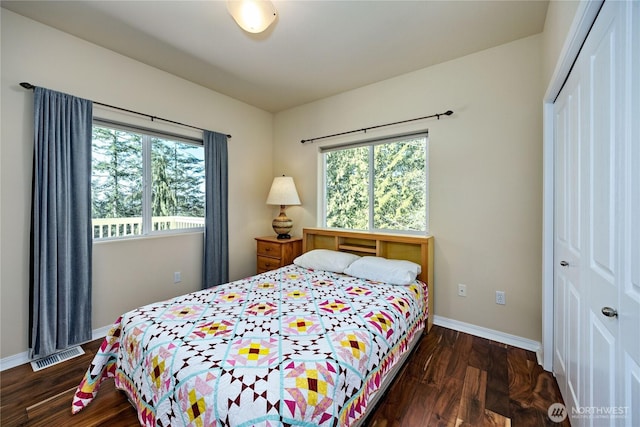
(338, 243, 377, 254)
(302, 227, 434, 332)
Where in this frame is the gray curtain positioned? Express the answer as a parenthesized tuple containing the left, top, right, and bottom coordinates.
(30, 87, 93, 358)
(202, 130, 229, 288)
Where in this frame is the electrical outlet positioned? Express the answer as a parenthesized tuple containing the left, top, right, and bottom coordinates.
(174, 271, 182, 284)
(496, 291, 506, 305)
(457, 284, 467, 297)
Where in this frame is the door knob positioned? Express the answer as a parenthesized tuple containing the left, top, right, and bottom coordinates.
(560, 261, 569, 267)
(601, 307, 618, 318)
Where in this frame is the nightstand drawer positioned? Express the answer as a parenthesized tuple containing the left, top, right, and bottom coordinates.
(255, 236, 303, 274)
(257, 240, 282, 258)
(257, 255, 281, 272)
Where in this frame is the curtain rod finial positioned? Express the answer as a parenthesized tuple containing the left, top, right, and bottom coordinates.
(444, 110, 453, 115)
(20, 82, 35, 90)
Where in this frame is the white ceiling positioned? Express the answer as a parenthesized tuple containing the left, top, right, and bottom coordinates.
(1, 0, 549, 113)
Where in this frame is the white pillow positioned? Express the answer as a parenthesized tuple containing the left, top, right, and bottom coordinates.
(344, 256, 421, 285)
(293, 249, 361, 273)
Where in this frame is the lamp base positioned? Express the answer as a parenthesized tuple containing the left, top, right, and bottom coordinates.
(272, 205, 293, 239)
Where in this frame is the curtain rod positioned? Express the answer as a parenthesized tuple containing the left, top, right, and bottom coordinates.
(19, 82, 232, 139)
(300, 109, 453, 144)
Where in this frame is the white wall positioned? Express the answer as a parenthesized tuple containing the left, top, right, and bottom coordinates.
(274, 35, 544, 342)
(0, 10, 274, 359)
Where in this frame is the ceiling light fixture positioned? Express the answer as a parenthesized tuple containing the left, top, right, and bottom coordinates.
(227, 0, 277, 34)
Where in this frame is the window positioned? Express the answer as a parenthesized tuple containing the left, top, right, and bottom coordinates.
(322, 132, 428, 233)
(91, 123, 205, 239)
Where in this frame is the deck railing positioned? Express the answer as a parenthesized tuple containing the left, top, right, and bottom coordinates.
(92, 216, 204, 239)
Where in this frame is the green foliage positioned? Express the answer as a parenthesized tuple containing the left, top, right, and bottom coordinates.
(151, 138, 205, 218)
(374, 139, 426, 231)
(91, 127, 142, 218)
(324, 137, 427, 232)
(91, 127, 205, 223)
(325, 146, 369, 229)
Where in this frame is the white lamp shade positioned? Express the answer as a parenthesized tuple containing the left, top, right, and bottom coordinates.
(227, 0, 277, 34)
(266, 176, 301, 206)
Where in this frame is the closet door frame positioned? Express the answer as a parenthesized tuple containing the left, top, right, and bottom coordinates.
(541, 0, 603, 372)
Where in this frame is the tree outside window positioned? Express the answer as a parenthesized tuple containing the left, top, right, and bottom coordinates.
(323, 134, 428, 233)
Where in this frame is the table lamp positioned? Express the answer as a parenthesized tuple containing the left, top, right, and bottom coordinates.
(266, 176, 301, 239)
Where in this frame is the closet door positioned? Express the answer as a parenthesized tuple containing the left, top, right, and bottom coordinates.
(582, 1, 622, 418)
(553, 65, 584, 417)
(619, 2, 640, 425)
(553, 1, 640, 425)
(582, 3, 640, 423)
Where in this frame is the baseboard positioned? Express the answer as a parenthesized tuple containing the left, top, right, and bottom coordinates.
(0, 325, 112, 372)
(0, 351, 30, 372)
(91, 324, 113, 341)
(433, 315, 543, 365)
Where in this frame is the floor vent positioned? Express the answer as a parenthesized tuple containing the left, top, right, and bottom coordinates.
(30, 346, 85, 372)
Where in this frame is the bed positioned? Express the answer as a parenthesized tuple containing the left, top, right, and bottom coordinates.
(72, 228, 434, 426)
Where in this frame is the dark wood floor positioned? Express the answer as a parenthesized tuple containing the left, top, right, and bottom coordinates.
(1, 325, 568, 426)
(366, 326, 569, 426)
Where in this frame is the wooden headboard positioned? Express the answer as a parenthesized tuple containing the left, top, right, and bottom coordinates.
(302, 227, 434, 332)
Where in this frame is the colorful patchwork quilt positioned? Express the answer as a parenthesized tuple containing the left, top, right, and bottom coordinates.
(72, 264, 428, 426)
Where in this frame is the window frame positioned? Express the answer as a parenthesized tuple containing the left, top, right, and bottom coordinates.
(320, 130, 429, 235)
(91, 118, 206, 241)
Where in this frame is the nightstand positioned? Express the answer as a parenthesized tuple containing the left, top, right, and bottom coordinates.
(255, 236, 303, 274)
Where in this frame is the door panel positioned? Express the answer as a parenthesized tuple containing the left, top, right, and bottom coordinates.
(625, 354, 640, 427)
(589, 312, 617, 427)
(554, 59, 583, 417)
(567, 281, 581, 408)
(620, 3, 640, 427)
(589, 18, 616, 284)
(554, 273, 567, 381)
